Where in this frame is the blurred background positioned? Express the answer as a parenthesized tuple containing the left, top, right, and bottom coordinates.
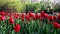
(0, 0, 60, 13)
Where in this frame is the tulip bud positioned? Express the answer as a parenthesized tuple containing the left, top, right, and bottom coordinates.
(26, 14, 30, 21)
(48, 16, 54, 20)
(45, 13, 49, 18)
(9, 17, 14, 24)
(53, 22, 60, 28)
(14, 24, 20, 32)
(58, 14, 60, 20)
(1, 12, 5, 16)
(0, 16, 6, 21)
(21, 13, 25, 21)
(35, 13, 40, 19)
(29, 12, 33, 17)
(14, 15, 19, 19)
(40, 11, 45, 17)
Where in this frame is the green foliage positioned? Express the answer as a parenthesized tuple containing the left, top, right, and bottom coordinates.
(0, 0, 25, 12)
(24, 3, 41, 13)
(24, 2, 52, 13)
(52, 4, 60, 12)
(0, 0, 60, 12)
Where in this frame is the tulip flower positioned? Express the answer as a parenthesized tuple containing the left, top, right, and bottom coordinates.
(1, 12, 5, 16)
(21, 13, 25, 17)
(17, 13, 20, 16)
(0, 16, 6, 21)
(48, 16, 54, 20)
(58, 14, 60, 20)
(35, 13, 40, 19)
(9, 17, 14, 24)
(5, 12, 9, 16)
(26, 14, 30, 21)
(14, 24, 20, 32)
(53, 16, 57, 19)
(14, 15, 19, 19)
(40, 11, 45, 17)
(31, 14, 36, 20)
(29, 12, 33, 17)
(53, 22, 60, 28)
(10, 13, 13, 17)
(45, 13, 49, 18)
(21, 17, 25, 21)
(21, 13, 25, 21)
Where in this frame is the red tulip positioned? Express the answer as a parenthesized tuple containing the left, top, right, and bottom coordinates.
(40, 11, 45, 17)
(0, 16, 6, 21)
(21, 13, 25, 21)
(21, 13, 25, 17)
(29, 12, 33, 17)
(22, 17, 25, 21)
(26, 14, 30, 21)
(58, 14, 60, 20)
(1, 12, 5, 16)
(14, 15, 19, 19)
(13, 13, 15, 15)
(17, 13, 20, 16)
(4, 12, 9, 16)
(10, 13, 13, 17)
(45, 13, 49, 18)
(9, 17, 14, 24)
(32, 14, 36, 20)
(53, 16, 56, 19)
(53, 22, 60, 28)
(14, 24, 20, 32)
(48, 16, 54, 20)
(35, 13, 40, 19)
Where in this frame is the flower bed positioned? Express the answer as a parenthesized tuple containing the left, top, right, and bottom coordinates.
(0, 11, 60, 34)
